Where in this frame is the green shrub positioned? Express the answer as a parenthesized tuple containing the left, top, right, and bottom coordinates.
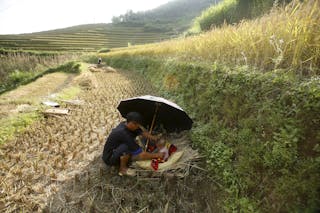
(195, 0, 238, 31)
(42, 61, 81, 75)
(82, 54, 100, 64)
(192, 0, 291, 31)
(7, 70, 36, 86)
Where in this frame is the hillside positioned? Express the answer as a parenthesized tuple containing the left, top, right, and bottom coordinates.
(0, 0, 215, 52)
(94, 1, 320, 211)
(112, 0, 217, 32)
(0, 24, 174, 52)
(0, 0, 319, 212)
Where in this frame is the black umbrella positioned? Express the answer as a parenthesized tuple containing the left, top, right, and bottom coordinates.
(117, 95, 193, 133)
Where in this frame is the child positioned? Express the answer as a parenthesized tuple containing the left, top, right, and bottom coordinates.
(156, 137, 169, 161)
(151, 136, 178, 170)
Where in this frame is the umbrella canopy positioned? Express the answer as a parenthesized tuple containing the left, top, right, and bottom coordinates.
(117, 95, 193, 133)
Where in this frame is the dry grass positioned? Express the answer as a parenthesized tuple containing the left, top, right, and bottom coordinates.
(0, 65, 215, 212)
(44, 154, 215, 213)
(74, 70, 98, 90)
(0, 68, 159, 212)
(0, 52, 78, 83)
(106, 0, 320, 75)
(133, 133, 202, 178)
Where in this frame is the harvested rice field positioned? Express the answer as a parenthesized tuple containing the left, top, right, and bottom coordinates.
(0, 66, 218, 212)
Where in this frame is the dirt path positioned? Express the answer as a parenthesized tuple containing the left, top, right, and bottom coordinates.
(0, 69, 217, 212)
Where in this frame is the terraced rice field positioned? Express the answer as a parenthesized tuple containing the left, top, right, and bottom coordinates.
(0, 24, 176, 52)
(0, 67, 215, 212)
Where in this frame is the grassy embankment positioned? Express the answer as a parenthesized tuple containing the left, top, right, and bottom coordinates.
(89, 1, 320, 211)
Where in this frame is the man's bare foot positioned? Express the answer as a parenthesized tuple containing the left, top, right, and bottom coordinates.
(118, 168, 136, 177)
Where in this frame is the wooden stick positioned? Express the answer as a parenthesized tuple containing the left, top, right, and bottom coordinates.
(145, 103, 159, 151)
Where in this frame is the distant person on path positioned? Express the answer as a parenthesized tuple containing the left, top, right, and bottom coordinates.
(102, 112, 164, 176)
(97, 57, 102, 65)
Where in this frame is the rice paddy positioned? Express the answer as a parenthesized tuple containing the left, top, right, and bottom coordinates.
(0, 24, 176, 52)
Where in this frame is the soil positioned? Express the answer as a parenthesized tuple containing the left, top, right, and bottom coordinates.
(0, 67, 220, 212)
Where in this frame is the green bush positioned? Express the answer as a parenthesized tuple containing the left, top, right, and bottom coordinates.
(82, 54, 100, 64)
(195, 0, 238, 31)
(40, 61, 81, 75)
(104, 55, 320, 212)
(192, 0, 291, 31)
(7, 70, 36, 86)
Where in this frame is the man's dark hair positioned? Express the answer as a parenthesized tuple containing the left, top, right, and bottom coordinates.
(126, 112, 143, 124)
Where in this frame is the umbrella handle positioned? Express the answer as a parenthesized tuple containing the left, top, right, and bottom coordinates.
(138, 124, 147, 132)
(145, 104, 159, 151)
